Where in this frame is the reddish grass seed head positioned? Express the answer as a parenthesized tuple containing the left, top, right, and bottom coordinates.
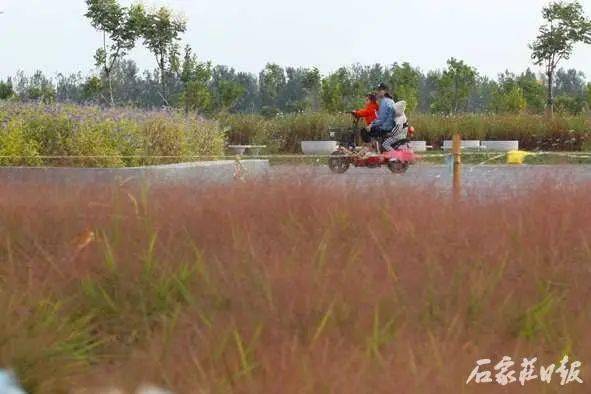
(0, 177, 590, 392)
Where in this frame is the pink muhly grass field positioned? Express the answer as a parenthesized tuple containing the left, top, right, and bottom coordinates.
(0, 177, 590, 393)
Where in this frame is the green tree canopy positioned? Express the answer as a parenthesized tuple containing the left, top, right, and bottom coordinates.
(515, 69, 546, 113)
(0, 78, 14, 100)
(140, 6, 187, 105)
(259, 63, 286, 114)
(555, 68, 586, 97)
(81, 76, 103, 103)
(85, 0, 145, 105)
(389, 62, 422, 113)
(490, 72, 527, 113)
(14, 71, 56, 104)
(530, 0, 591, 115)
(178, 45, 212, 114)
(301, 67, 322, 111)
(431, 58, 477, 114)
(320, 69, 349, 113)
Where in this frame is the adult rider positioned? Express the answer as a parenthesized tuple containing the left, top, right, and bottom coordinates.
(361, 83, 395, 146)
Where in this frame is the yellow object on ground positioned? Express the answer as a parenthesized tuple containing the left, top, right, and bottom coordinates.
(506, 150, 528, 164)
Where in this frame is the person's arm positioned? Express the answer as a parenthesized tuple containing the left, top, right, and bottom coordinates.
(380, 100, 395, 130)
(355, 108, 372, 117)
(371, 104, 386, 127)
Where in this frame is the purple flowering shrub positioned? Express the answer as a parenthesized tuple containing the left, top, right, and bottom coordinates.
(0, 103, 225, 167)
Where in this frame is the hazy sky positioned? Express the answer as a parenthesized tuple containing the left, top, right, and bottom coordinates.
(1, 0, 591, 79)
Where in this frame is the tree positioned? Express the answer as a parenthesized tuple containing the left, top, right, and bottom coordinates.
(81, 76, 104, 103)
(282, 67, 307, 112)
(500, 86, 528, 114)
(419, 71, 440, 112)
(233, 72, 260, 113)
(85, 0, 144, 105)
(321, 69, 353, 113)
(55, 72, 85, 103)
(516, 69, 546, 113)
(110, 59, 143, 106)
(217, 80, 246, 112)
(177, 45, 211, 114)
(467, 76, 497, 112)
(554, 95, 587, 114)
(366, 64, 387, 92)
(281, 67, 322, 112)
(209, 66, 253, 113)
(389, 62, 422, 113)
(530, 1, 591, 116)
(302, 67, 322, 111)
(490, 75, 527, 114)
(431, 58, 477, 114)
(141, 7, 187, 105)
(553, 68, 587, 114)
(320, 67, 365, 112)
(320, 76, 342, 113)
(14, 71, 56, 103)
(259, 63, 286, 115)
(350, 63, 385, 98)
(554, 68, 586, 97)
(0, 78, 14, 100)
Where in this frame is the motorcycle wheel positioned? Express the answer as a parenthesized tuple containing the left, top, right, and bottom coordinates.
(328, 151, 350, 174)
(387, 160, 409, 174)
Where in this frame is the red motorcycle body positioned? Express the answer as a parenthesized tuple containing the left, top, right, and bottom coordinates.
(351, 147, 417, 168)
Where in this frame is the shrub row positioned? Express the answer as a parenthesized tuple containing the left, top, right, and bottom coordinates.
(413, 114, 591, 150)
(1, 104, 589, 168)
(217, 112, 351, 154)
(220, 112, 591, 152)
(0, 103, 225, 167)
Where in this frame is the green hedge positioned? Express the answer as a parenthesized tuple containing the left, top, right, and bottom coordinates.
(217, 112, 351, 154)
(412, 114, 591, 150)
(220, 112, 591, 152)
(0, 103, 225, 167)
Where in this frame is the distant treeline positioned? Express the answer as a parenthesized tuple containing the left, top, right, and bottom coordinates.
(1, 0, 589, 116)
(0, 60, 589, 116)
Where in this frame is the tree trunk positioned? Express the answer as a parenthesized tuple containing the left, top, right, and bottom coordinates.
(546, 70, 554, 119)
(184, 88, 189, 116)
(103, 32, 114, 107)
(107, 71, 114, 107)
(160, 54, 167, 106)
(453, 78, 458, 114)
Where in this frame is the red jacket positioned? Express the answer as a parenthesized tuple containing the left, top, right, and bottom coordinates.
(354, 102, 379, 126)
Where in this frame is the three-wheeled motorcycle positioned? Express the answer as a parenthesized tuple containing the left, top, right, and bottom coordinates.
(327, 115, 417, 174)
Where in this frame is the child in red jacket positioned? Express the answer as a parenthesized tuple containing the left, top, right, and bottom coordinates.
(352, 93, 379, 126)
